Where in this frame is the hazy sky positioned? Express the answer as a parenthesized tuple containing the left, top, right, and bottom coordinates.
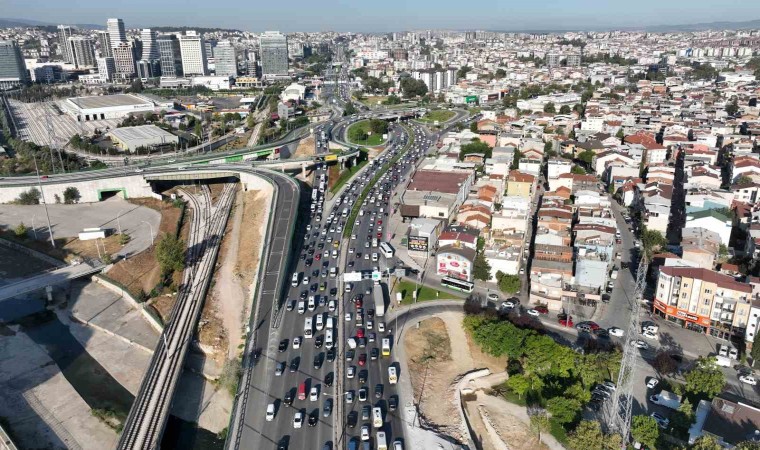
(5, 0, 760, 32)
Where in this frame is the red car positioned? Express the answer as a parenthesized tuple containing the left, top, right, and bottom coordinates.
(587, 322, 600, 331)
(559, 318, 574, 327)
(356, 328, 365, 338)
(315, 254, 321, 261)
(376, 233, 382, 239)
(354, 298, 363, 308)
(535, 306, 549, 314)
(358, 353, 367, 366)
(377, 220, 383, 225)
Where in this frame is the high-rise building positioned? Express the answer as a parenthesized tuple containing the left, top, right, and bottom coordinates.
(58, 25, 74, 63)
(179, 31, 208, 76)
(97, 30, 112, 57)
(97, 56, 116, 81)
(113, 42, 136, 79)
(68, 37, 96, 68)
(214, 41, 237, 77)
(107, 18, 126, 49)
(0, 40, 29, 89)
(259, 31, 288, 78)
(157, 34, 183, 78)
(140, 29, 159, 61)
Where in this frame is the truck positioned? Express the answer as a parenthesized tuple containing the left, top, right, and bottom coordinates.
(649, 390, 681, 410)
(373, 284, 386, 317)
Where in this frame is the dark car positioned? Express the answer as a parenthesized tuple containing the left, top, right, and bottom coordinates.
(300, 291, 308, 300)
(346, 349, 355, 361)
(325, 372, 334, 387)
(358, 370, 368, 384)
(358, 353, 367, 366)
(314, 353, 323, 369)
(279, 339, 288, 352)
(326, 347, 336, 362)
(286, 300, 296, 311)
(347, 411, 358, 428)
(289, 357, 299, 373)
(308, 410, 319, 427)
(370, 348, 379, 360)
(388, 395, 398, 411)
(361, 405, 371, 421)
(374, 384, 383, 399)
(305, 259, 313, 267)
(367, 309, 375, 319)
(284, 389, 294, 406)
(315, 335, 324, 349)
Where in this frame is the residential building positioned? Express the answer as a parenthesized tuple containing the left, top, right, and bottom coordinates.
(96, 57, 116, 82)
(684, 209, 732, 247)
(107, 18, 126, 49)
(260, 31, 288, 78)
(179, 31, 208, 76)
(157, 34, 183, 78)
(112, 42, 136, 79)
(96, 30, 112, 57)
(0, 40, 29, 89)
(436, 244, 476, 282)
(506, 170, 535, 198)
(58, 25, 74, 63)
(67, 37, 96, 68)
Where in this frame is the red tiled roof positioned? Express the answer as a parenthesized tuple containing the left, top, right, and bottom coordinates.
(660, 266, 752, 293)
(408, 170, 470, 194)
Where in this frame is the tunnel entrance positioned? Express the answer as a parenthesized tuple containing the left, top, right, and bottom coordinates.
(98, 188, 126, 201)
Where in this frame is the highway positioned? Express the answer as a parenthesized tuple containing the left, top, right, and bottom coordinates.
(118, 182, 236, 449)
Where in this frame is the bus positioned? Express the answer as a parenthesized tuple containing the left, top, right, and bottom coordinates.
(379, 242, 394, 259)
(304, 317, 313, 338)
(381, 338, 391, 357)
(441, 276, 475, 293)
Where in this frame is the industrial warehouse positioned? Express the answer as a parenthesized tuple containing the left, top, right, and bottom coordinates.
(106, 124, 180, 152)
(61, 93, 159, 121)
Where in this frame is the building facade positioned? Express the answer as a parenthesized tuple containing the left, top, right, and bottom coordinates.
(97, 56, 116, 82)
(57, 25, 74, 63)
(157, 34, 183, 78)
(259, 31, 288, 77)
(97, 30, 112, 57)
(0, 40, 29, 89)
(107, 18, 126, 49)
(112, 42, 136, 79)
(214, 41, 237, 77)
(179, 32, 208, 76)
(68, 37, 96, 68)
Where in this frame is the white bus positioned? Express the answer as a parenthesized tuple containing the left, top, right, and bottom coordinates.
(304, 317, 313, 339)
(379, 242, 394, 259)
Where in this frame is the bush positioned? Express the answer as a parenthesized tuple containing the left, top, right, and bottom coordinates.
(63, 186, 80, 204)
(155, 233, 186, 275)
(15, 188, 41, 205)
(14, 222, 29, 238)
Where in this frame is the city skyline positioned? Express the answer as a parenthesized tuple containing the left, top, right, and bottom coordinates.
(3, 0, 760, 33)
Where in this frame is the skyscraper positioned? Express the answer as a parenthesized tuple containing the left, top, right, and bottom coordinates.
(179, 31, 208, 76)
(140, 29, 159, 61)
(214, 41, 237, 77)
(97, 56, 116, 81)
(107, 18, 126, 49)
(259, 31, 288, 78)
(67, 37, 96, 68)
(113, 42, 136, 79)
(0, 40, 29, 89)
(97, 30, 112, 57)
(58, 25, 74, 63)
(157, 34, 183, 78)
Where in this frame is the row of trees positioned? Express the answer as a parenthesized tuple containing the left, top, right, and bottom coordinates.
(13, 186, 80, 205)
(399, 78, 428, 98)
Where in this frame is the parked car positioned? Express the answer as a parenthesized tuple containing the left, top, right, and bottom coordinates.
(740, 375, 758, 386)
(608, 327, 624, 337)
(647, 378, 660, 389)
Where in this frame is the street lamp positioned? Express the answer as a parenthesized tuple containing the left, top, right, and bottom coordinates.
(116, 209, 125, 235)
(141, 221, 155, 246)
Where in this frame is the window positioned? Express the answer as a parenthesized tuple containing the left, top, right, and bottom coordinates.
(704, 299, 710, 305)
(683, 283, 689, 288)
(704, 289, 712, 294)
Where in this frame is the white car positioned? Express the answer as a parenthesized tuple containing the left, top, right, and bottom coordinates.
(378, 322, 385, 332)
(647, 378, 659, 389)
(310, 387, 319, 401)
(345, 312, 352, 322)
(632, 340, 649, 349)
(293, 337, 302, 349)
(487, 293, 500, 302)
(361, 425, 370, 441)
(266, 403, 276, 421)
(328, 300, 336, 312)
(293, 411, 303, 429)
(347, 365, 356, 378)
(527, 309, 540, 317)
(740, 375, 758, 386)
(608, 327, 624, 337)
(642, 330, 658, 340)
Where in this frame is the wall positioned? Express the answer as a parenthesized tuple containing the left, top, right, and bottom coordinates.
(0, 175, 155, 204)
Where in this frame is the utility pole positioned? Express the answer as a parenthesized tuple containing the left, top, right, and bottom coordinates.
(33, 154, 56, 248)
(603, 254, 649, 445)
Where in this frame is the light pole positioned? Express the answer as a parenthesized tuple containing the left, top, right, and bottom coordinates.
(33, 154, 55, 248)
(116, 209, 125, 235)
(141, 220, 154, 246)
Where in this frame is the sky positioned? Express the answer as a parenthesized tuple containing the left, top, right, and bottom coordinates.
(4, 0, 760, 32)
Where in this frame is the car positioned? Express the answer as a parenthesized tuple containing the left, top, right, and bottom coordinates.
(632, 340, 649, 349)
(347, 411, 358, 428)
(284, 390, 294, 406)
(266, 403, 276, 421)
(358, 387, 368, 402)
(346, 349, 355, 361)
(367, 319, 374, 330)
(326, 347, 336, 362)
(527, 309, 540, 317)
(324, 372, 334, 387)
(378, 322, 385, 332)
(740, 375, 758, 386)
(315, 335, 324, 348)
(375, 383, 383, 398)
(358, 370, 367, 384)
(345, 312, 352, 322)
(642, 330, 658, 340)
(534, 306, 549, 314)
(361, 425, 370, 441)
(347, 366, 356, 378)
(308, 410, 318, 427)
(346, 390, 355, 403)
(286, 300, 295, 311)
(647, 378, 660, 389)
(293, 411, 304, 429)
(368, 332, 376, 343)
(370, 348, 379, 360)
(275, 362, 285, 376)
(356, 328, 365, 339)
(358, 353, 367, 366)
(314, 354, 323, 369)
(559, 318, 574, 327)
(388, 395, 398, 411)
(293, 337, 302, 349)
(730, 347, 740, 360)
(651, 412, 669, 429)
(608, 327, 624, 337)
(394, 440, 403, 450)
(328, 300, 336, 312)
(310, 387, 319, 401)
(289, 358, 299, 373)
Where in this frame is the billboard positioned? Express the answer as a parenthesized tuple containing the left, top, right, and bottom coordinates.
(465, 95, 478, 104)
(324, 154, 338, 162)
(408, 235, 429, 252)
(436, 252, 473, 282)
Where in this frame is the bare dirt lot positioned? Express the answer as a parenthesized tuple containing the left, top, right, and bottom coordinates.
(294, 135, 315, 158)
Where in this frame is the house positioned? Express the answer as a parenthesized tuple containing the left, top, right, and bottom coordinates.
(684, 209, 733, 247)
(506, 170, 536, 198)
(681, 227, 722, 269)
(699, 397, 760, 447)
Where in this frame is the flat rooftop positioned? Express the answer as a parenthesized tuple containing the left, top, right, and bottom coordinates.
(108, 124, 176, 141)
(67, 94, 151, 110)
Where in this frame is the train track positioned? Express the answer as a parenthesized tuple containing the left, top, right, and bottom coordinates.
(117, 182, 236, 450)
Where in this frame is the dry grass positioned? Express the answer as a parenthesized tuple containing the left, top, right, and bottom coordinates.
(235, 190, 267, 298)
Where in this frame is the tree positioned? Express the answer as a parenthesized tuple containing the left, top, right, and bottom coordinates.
(368, 119, 389, 135)
(383, 95, 401, 105)
(567, 420, 604, 450)
(63, 186, 80, 204)
(726, 97, 739, 116)
(155, 233, 186, 276)
(15, 188, 41, 205)
(495, 68, 507, 79)
(469, 121, 478, 132)
(653, 351, 678, 375)
(641, 228, 667, 255)
(459, 139, 492, 161)
(343, 101, 357, 116)
(684, 357, 726, 398)
(631, 415, 659, 449)
(473, 253, 491, 281)
(457, 66, 472, 79)
(736, 175, 753, 185)
(543, 102, 556, 113)
(577, 149, 596, 165)
(505, 375, 531, 399)
(546, 396, 580, 424)
(496, 272, 521, 294)
(671, 398, 695, 432)
(570, 165, 586, 175)
(691, 435, 724, 450)
(751, 330, 760, 365)
(736, 441, 760, 450)
(399, 78, 428, 98)
(528, 410, 550, 441)
(616, 128, 625, 140)
(559, 104, 571, 114)
(14, 222, 28, 238)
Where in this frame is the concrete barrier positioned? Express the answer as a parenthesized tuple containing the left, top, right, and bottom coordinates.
(455, 368, 491, 450)
(92, 274, 164, 333)
(0, 423, 19, 450)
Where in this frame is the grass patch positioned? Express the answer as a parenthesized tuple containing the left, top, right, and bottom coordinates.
(347, 120, 385, 146)
(418, 109, 455, 124)
(219, 357, 242, 396)
(91, 408, 126, 433)
(330, 160, 368, 194)
(395, 280, 456, 304)
(548, 418, 570, 446)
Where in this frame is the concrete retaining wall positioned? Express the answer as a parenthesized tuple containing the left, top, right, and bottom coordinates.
(0, 175, 156, 204)
(92, 274, 164, 333)
(0, 238, 65, 267)
(455, 368, 491, 450)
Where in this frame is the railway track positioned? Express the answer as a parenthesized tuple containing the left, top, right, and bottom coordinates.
(117, 182, 236, 450)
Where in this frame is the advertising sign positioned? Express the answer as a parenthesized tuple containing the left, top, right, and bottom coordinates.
(465, 95, 478, 104)
(324, 154, 338, 162)
(407, 235, 429, 252)
(436, 252, 473, 282)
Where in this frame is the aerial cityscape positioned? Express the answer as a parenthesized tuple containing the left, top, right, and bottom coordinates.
(1, 5, 760, 450)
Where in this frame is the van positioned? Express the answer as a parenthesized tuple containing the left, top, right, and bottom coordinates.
(388, 366, 398, 384)
(297, 300, 306, 314)
(372, 407, 383, 427)
(304, 317, 313, 339)
(330, 267, 337, 277)
(325, 329, 334, 348)
(298, 382, 307, 401)
(376, 431, 387, 450)
(291, 273, 299, 287)
(326, 316, 334, 330)
(316, 314, 324, 331)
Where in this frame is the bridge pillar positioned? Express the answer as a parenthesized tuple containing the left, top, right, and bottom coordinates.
(302, 163, 307, 178)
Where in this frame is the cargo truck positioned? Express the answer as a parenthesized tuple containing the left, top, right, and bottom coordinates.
(373, 284, 386, 317)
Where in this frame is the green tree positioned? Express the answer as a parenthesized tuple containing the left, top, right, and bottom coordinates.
(736, 441, 760, 450)
(543, 102, 556, 113)
(751, 330, 760, 365)
(495, 68, 507, 79)
(155, 233, 186, 276)
(383, 95, 401, 105)
(14, 222, 29, 238)
(546, 397, 580, 424)
(653, 351, 678, 375)
(570, 165, 586, 175)
(577, 149, 596, 165)
(736, 175, 753, 185)
(368, 119, 389, 135)
(473, 252, 491, 281)
(616, 128, 625, 140)
(15, 188, 41, 205)
(631, 415, 659, 449)
(567, 420, 604, 450)
(469, 121, 478, 132)
(457, 66, 472, 79)
(343, 101, 357, 116)
(463, 314, 532, 359)
(684, 357, 726, 398)
(505, 375, 531, 399)
(641, 228, 668, 256)
(496, 272, 521, 294)
(529, 410, 550, 441)
(559, 104, 571, 114)
(691, 435, 724, 450)
(63, 186, 80, 204)
(544, 141, 553, 153)
(670, 398, 695, 432)
(194, 122, 203, 139)
(399, 78, 428, 98)
(725, 97, 739, 116)
(459, 139, 492, 161)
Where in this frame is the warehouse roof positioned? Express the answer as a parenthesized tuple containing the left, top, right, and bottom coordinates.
(108, 125, 176, 142)
(67, 94, 152, 110)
